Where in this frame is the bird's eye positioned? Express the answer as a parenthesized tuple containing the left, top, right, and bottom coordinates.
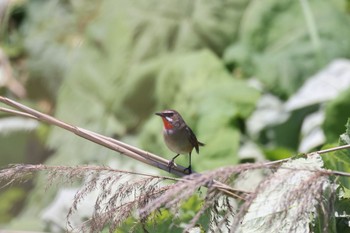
(164, 112, 174, 117)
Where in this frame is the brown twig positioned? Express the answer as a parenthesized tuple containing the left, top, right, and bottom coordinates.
(0, 97, 186, 176)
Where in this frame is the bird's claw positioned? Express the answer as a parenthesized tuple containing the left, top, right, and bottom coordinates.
(184, 165, 192, 174)
(168, 160, 192, 174)
(168, 160, 175, 172)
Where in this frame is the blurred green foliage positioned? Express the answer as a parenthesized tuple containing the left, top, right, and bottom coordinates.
(224, 0, 350, 97)
(43, 0, 260, 171)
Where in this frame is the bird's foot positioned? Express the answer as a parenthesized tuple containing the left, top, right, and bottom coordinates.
(184, 165, 192, 174)
(168, 159, 175, 172)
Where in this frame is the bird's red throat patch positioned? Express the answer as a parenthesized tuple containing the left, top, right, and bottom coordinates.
(161, 117, 173, 130)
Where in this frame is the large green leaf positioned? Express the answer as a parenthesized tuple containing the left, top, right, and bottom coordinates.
(224, 0, 350, 96)
(140, 50, 260, 171)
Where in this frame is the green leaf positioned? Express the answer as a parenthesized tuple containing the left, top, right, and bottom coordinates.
(341, 187, 350, 199)
(323, 151, 350, 189)
(263, 147, 294, 161)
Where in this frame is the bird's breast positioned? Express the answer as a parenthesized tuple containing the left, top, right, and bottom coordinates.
(163, 128, 193, 155)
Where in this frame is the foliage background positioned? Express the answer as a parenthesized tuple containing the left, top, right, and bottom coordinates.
(1, 0, 350, 231)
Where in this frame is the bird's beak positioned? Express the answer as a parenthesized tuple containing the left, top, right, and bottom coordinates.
(155, 112, 164, 117)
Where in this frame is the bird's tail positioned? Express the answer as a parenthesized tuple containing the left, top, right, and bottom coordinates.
(198, 141, 205, 147)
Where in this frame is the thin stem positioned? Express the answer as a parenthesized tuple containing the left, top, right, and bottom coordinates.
(317, 144, 350, 154)
(0, 97, 186, 176)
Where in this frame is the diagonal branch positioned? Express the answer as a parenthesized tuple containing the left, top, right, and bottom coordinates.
(0, 96, 186, 176)
(0, 96, 249, 198)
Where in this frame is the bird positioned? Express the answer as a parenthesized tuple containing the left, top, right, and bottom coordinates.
(155, 109, 204, 174)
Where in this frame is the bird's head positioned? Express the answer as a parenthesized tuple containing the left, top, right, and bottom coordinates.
(155, 109, 184, 130)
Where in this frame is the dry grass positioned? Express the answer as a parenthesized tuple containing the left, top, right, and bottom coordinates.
(0, 157, 341, 232)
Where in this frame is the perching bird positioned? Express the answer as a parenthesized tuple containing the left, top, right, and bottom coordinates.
(155, 110, 204, 174)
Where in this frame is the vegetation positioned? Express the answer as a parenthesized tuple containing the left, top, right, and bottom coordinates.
(1, 0, 350, 232)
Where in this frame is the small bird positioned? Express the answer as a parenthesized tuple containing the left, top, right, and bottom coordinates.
(155, 110, 204, 174)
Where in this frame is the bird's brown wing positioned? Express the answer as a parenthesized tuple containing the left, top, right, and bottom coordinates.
(186, 126, 204, 154)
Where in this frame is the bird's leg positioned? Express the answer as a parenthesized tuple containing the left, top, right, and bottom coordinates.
(184, 152, 192, 174)
(168, 154, 180, 172)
